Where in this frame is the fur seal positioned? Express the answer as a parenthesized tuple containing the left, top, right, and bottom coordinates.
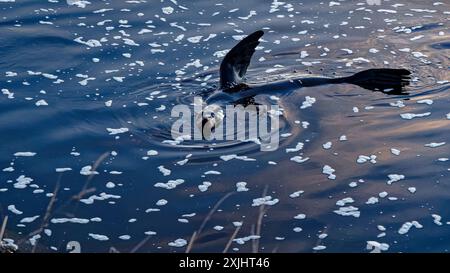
(200, 30, 411, 132)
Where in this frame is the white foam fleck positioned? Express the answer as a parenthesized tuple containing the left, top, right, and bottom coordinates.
(204, 170, 221, 175)
(236, 182, 249, 192)
(293, 227, 303, 232)
(390, 100, 405, 108)
(74, 37, 101, 47)
(290, 156, 310, 164)
(3, 167, 14, 172)
(80, 192, 120, 204)
(387, 174, 405, 185)
(233, 235, 260, 245)
(334, 206, 360, 218)
(322, 142, 332, 150)
(51, 218, 89, 224)
(156, 199, 168, 206)
(1, 88, 14, 99)
(390, 148, 401, 156)
(322, 165, 336, 180)
(187, 36, 202, 43)
(300, 96, 316, 109)
(400, 112, 431, 120)
(162, 6, 174, 14)
(168, 238, 187, 247)
(313, 245, 326, 251)
(424, 142, 445, 148)
(119, 235, 131, 240)
(80, 165, 98, 176)
(220, 154, 255, 161)
(252, 196, 279, 206)
(107, 128, 129, 135)
(289, 190, 304, 198)
(294, 214, 306, 220)
(154, 179, 184, 190)
(336, 197, 354, 206)
(20, 215, 40, 223)
(147, 150, 158, 156)
(14, 175, 33, 189)
(417, 99, 433, 105)
(35, 99, 48, 106)
(7, 205, 23, 215)
(67, 0, 91, 8)
(88, 233, 109, 241)
(286, 142, 304, 153)
(366, 241, 389, 252)
(398, 221, 422, 234)
(357, 155, 377, 164)
(198, 181, 212, 192)
(56, 168, 72, 173)
(366, 197, 379, 205)
(29, 234, 41, 246)
(379, 192, 388, 198)
(158, 165, 171, 176)
(14, 152, 36, 157)
(432, 214, 443, 226)
(213, 226, 224, 231)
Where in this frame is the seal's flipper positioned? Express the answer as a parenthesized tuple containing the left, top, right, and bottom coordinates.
(341, 68, 411, 93)
(220, 30, 264, 89)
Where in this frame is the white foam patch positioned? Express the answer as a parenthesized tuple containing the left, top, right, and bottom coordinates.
(7, 205, 23, 215)
(198, 181, 212, 192)
(400, 112, 431, 120)
(289, 190, 304, 198)
(14, 152, 36, 157)
(220, 154, 256, 161)
(300, 96, 316, 109)
(387, 174, 405, 185)
(236, 182, 249, 192)
(398, 221, 422, 234)
(20, 215, 40, 223)
(56, 168, 72, 173)
(168, 238, 187, 247)
(107, 127, 129, 135)
(286, 142, 304, 153)
(80, 193, 121, 204)
(158, 165, 171, 176)
(334, 206, 360, 217)
(88, 233, 109, 241)
(252, 196, 279, 206)
(323, 165, 336, 180)
(80, 165, 98, 176)
(424, 142, 446, 148)
(51, 218, 90, 224)
(290, 156, 310, 164)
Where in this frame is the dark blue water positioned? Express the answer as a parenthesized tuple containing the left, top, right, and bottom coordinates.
(0, 0, 449, 253)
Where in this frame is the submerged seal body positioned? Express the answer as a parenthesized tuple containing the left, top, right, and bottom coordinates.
(200, 30, 411, 132)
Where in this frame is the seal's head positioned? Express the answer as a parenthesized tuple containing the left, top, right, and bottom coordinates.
(195, 104, 224, 139)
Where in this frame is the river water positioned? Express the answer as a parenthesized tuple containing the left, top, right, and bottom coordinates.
(0, 0, 449, 253)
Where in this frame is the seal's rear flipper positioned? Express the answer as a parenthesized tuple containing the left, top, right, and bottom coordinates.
(339, 68, 411, 94)
(220, 30, 264, 89)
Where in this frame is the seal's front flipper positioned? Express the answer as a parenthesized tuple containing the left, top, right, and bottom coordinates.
(220, 30, 264, 89)
(342, 68, 411, 94)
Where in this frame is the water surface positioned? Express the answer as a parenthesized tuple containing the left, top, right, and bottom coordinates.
(0, 0, 449, 253)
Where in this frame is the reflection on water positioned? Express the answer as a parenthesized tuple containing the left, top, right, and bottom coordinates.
(0, 0, 449, 253)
